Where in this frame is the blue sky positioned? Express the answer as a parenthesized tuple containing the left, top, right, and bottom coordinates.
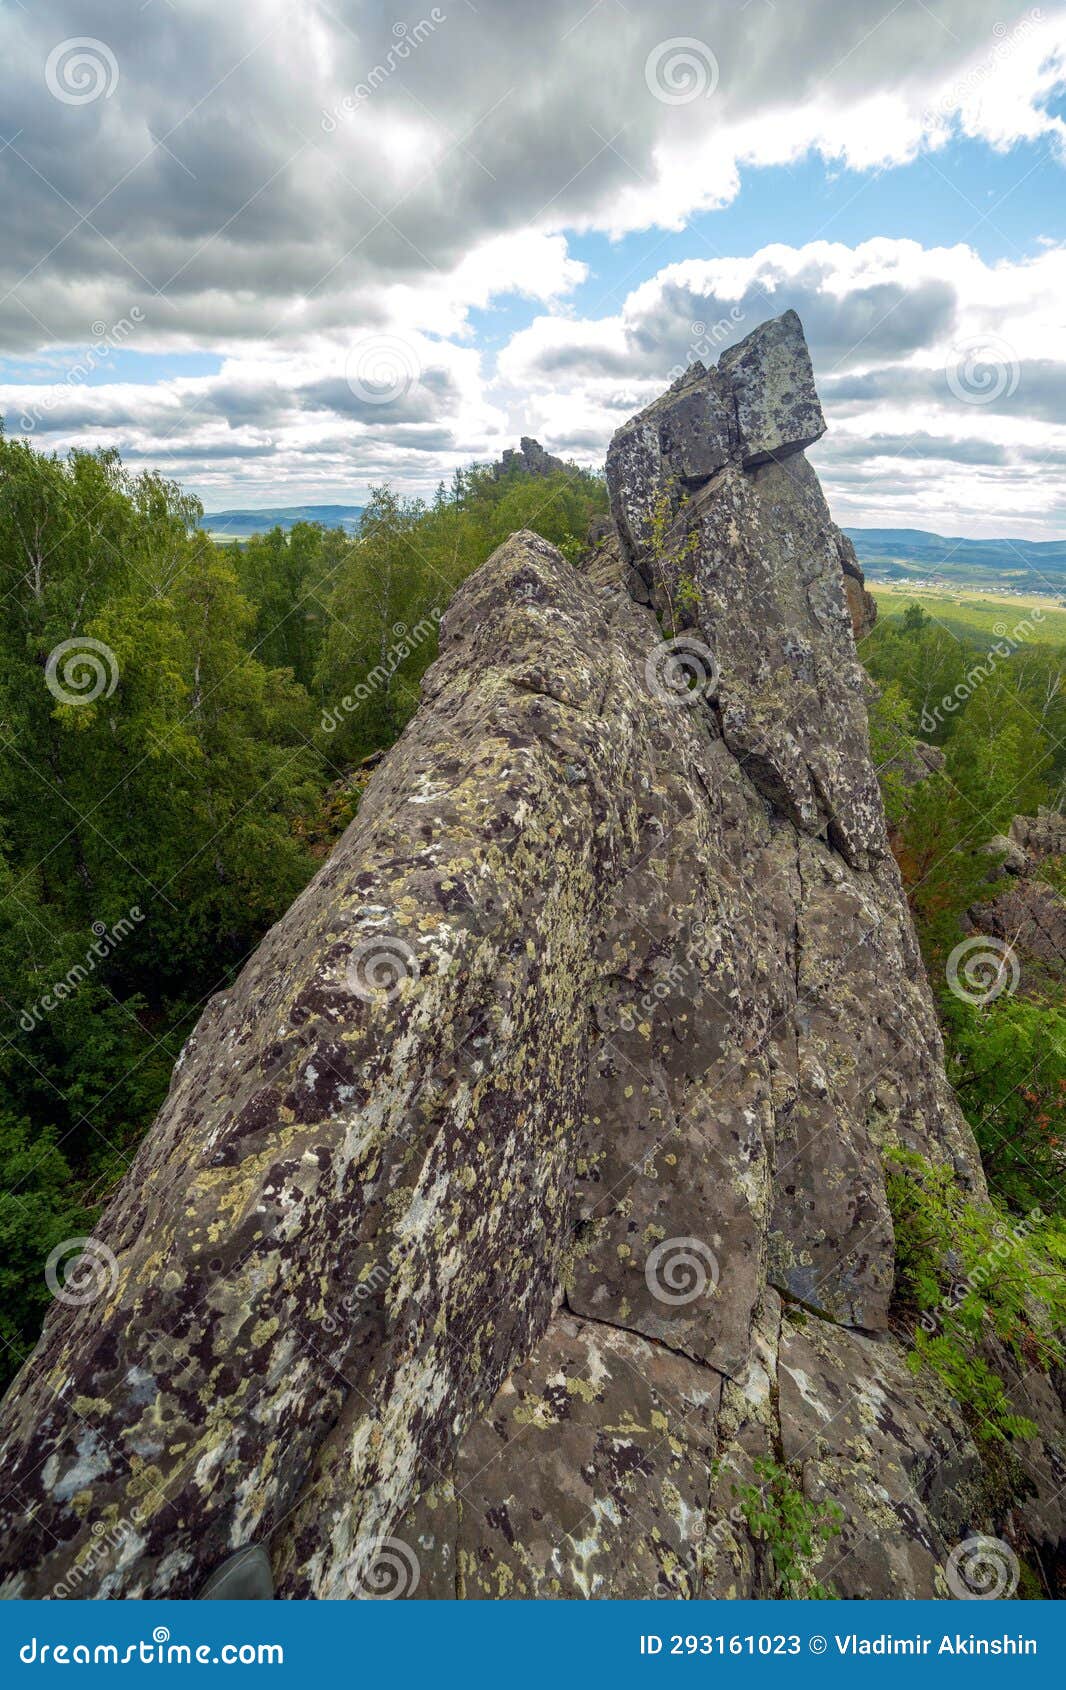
(2, 1, 1065, 535)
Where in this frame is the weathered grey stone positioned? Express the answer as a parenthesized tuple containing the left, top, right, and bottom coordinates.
(838, 531, 877, 643)
(971, 808, 1066, 996)
(1011, 807, 1066, 863)
(980, 833, 1030, 876)
(719, 308, 827, 468)
(880, 737, 948, 792)
(605, 364, 735, 558)
(492, 436, 567, 479)
(0, 314, 1061, 1603)
(607, 317, 883, 873)
(425, 1314, 722, 1599)
(971, 871, 1066, 985)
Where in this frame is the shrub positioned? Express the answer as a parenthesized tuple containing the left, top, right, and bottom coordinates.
(885, 1150, 1066, 1444)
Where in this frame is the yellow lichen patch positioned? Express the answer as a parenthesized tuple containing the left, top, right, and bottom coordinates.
(565, 1376, 599, 1403)
(72, 1396, 110, 1417)
(512, 1396, 560, 1429)
(126, 1464, 165, 1502)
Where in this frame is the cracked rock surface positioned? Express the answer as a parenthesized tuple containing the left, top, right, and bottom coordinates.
(0, 313, 1061, 1600)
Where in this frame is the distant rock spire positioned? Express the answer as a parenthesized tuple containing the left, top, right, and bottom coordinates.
(491, 436, 567, 479)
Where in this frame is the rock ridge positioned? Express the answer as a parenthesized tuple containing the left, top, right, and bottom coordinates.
(0, 313, 1061, 1601)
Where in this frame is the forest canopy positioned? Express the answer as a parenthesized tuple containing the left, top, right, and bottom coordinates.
(0, 433, 606, 1382)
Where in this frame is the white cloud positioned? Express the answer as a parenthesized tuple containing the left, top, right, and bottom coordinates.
(496, 238, 1066, 536)
(7, 235, 1066, 531)
(1, 1, 1064, 525)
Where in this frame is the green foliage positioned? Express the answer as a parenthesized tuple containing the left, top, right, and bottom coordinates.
(863, 603, 1066, 1235)
(866, 679, 917, 830)
(1036, 853, 1066, 899)
(0, 1114, 91, 1377)
(942, 995, 1066, 1215)
(885, 1150, 1066, 1444)
(312, 466, 607, 761)
(313, 486, 442, 761)
(0, 433, 605, 1382)
(233, 521, 343, 689)
(862, 601, 1066, 798)
(0, 437, 325, 1383)
(871, 585, 1066, 650)
(733, 1457, 843, 1598)
(647, 483, 701, 634)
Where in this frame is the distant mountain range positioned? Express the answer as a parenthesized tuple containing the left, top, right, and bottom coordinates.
(846, 527, 1066, 586)
(198, 510, 1065, 589)
(201, 504, 364, 538)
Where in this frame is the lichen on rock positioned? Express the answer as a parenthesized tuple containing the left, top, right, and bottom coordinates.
(0, 313, 1061, 1601)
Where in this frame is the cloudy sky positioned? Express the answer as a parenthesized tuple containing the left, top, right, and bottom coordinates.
(2, 0, 1065, 534)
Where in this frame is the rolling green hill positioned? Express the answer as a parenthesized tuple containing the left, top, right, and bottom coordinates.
(847, 526, 1066, 588)
(202, 504, 364, 540)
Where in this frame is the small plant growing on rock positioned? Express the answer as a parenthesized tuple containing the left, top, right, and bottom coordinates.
(733, 1457, 843, 1598)
(649, 483, 701, 635)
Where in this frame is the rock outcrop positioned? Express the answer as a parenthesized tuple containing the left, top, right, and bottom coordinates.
(972, 807, 1066, 996)
(491, 436, 567, 480)
(0, 314, 1061, 1602)
(879, 738, 947, 791)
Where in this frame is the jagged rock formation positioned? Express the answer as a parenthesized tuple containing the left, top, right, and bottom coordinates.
(972, 807, 1066, 995)
(883, 738, 947, 788)
(491, 436, 567, 480)
(0, 315, 1062, 1601)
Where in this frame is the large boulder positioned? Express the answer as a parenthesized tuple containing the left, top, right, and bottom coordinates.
(1011, 808, 1066, 865)
(0, 313, 1059, 1602)
(719, 307, 827, 468)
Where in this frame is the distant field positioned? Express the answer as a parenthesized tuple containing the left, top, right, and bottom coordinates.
(869, 582, 1066, 646)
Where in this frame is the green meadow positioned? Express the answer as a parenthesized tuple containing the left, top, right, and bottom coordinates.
(869, 582, 1066, 647)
